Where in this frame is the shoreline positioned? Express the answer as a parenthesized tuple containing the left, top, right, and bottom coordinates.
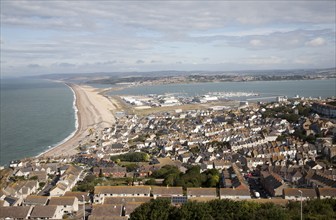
(36, 83, 80, 158)
(38, 83, 116, 158)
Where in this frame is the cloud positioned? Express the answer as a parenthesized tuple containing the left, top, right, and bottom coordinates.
(211, 29, 334, 50)
(243, 56, 285, 65)
(27, 64, 41, 68)
(1, 1, 335, 33)
(136, 60, 145, 64)
(1, 1, 335, 76)
(249, 39, 263, 47)
(55, 62, 76, 68)
(150, 60, 161, 63)
(305, 37, 326, 47)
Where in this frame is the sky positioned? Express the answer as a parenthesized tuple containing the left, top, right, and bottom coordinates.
(1, 0, 335, 76)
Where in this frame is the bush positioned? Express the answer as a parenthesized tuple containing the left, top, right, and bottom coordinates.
(111, 152, 149, 162)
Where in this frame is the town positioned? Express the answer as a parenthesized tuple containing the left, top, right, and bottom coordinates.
(1, 96, 336, 219)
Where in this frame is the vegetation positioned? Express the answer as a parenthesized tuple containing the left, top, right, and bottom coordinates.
(29, 176, 38, 180)
(261, 104, 311, 123)
(110, 152, 149, 162)
(130, 198, 336, 220)
(327, 101, 336, 106)
(150, 165, 220, 188)
(38, 182, 46, 189)
(72, 174, 132, 192)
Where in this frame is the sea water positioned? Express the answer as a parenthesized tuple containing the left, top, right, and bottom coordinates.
(108, 79, 336, 100)
(0, 78, 76, 165)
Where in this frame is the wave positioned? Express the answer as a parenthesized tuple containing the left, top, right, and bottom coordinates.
(36, 83, 79, 158)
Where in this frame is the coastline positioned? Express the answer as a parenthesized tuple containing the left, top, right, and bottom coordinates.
(38, 83, 116, 158)
(36, 83, 79, 158)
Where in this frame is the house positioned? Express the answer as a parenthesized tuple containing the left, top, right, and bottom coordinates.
(1, 196, 21, 206)
(49, 182, 68, 196)
(124, 202, 144, 218)
(64, 191, 90, 204)
(138, 165, 159, 177)
(289, 170, 303, 184)
(151, 186, 183, 199)
(317, 188, 336, 199)
(213, 160, 231, 170)
(29, 171, 48, 182)
(187, 188, 217, 199)
(15, 167, 33, 177)
(178, 152, 192, 163)
(103, 196, 151, 205)
(0, 206, 32, 219)
(4, 180, 38, 199)
(23, 195, 49, 206)
(90, 204, 123, 218)
(29, 205, 64, 220)
(88, 216, 128, 220)
(9, 160, 23, 168)
(220, 188, 251, 200)
(94, 186, 151, 204)
(283, 188, 317, 200)
(260, 171, 287, 197)
(93, 166, 127, 178)
(48, 196, 79, 213)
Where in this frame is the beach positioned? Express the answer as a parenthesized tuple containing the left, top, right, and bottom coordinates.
(39, 83, 116, 158)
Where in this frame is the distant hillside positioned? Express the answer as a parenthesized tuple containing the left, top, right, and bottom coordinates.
(36, 67, 335, 84)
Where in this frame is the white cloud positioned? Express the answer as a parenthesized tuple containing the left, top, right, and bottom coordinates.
(305, 37, 326, 47)
(244, 56, 285, 65)
(249, 39, 262, 47)
(1, 1, 335, 76)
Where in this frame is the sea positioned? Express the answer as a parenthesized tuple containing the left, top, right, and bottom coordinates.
(0, 78, 335, 166)
(108, 79, 336, 101)
(0, 78, 76, 166)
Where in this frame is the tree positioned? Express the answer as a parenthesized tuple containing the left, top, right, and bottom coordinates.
(38, 182, 46, 189)
(145, 178, 156, 185)
(130, 199, 177, 220)
(176, 201, 212, 220)
(111, 152, 149, 162)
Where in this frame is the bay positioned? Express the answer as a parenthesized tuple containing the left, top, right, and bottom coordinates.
(0, 78, 76, 165)
(108, 79, 336, 100)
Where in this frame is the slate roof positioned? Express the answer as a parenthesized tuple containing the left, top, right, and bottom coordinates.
(104, 196, 151, 205)
(30, 205, 58, 218)
(24, 195, 49, 205)
(187, 188, 217, 197)
(0, 206, 32, 219)
(49, 196, 77, 206)
(317, 188, 336, 197)
(95, 186, 151, 195)
(152, 186, 183, 196)
(91, 204, 123, 217)
(220, 188, 251, 197)
(283, 188, 317, 198)
(64, 191, 90, 201)
(124, 202, 143, 216)
(88, 216, 128, 220)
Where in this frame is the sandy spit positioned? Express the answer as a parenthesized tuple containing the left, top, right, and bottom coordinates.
(39, 83, 116, 158)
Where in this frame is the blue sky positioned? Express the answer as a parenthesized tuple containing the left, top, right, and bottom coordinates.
(1, 0, 335, 76)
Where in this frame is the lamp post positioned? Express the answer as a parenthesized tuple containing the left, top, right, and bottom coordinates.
(298, 190, 303, 220)
(82, 195, 85, 220)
